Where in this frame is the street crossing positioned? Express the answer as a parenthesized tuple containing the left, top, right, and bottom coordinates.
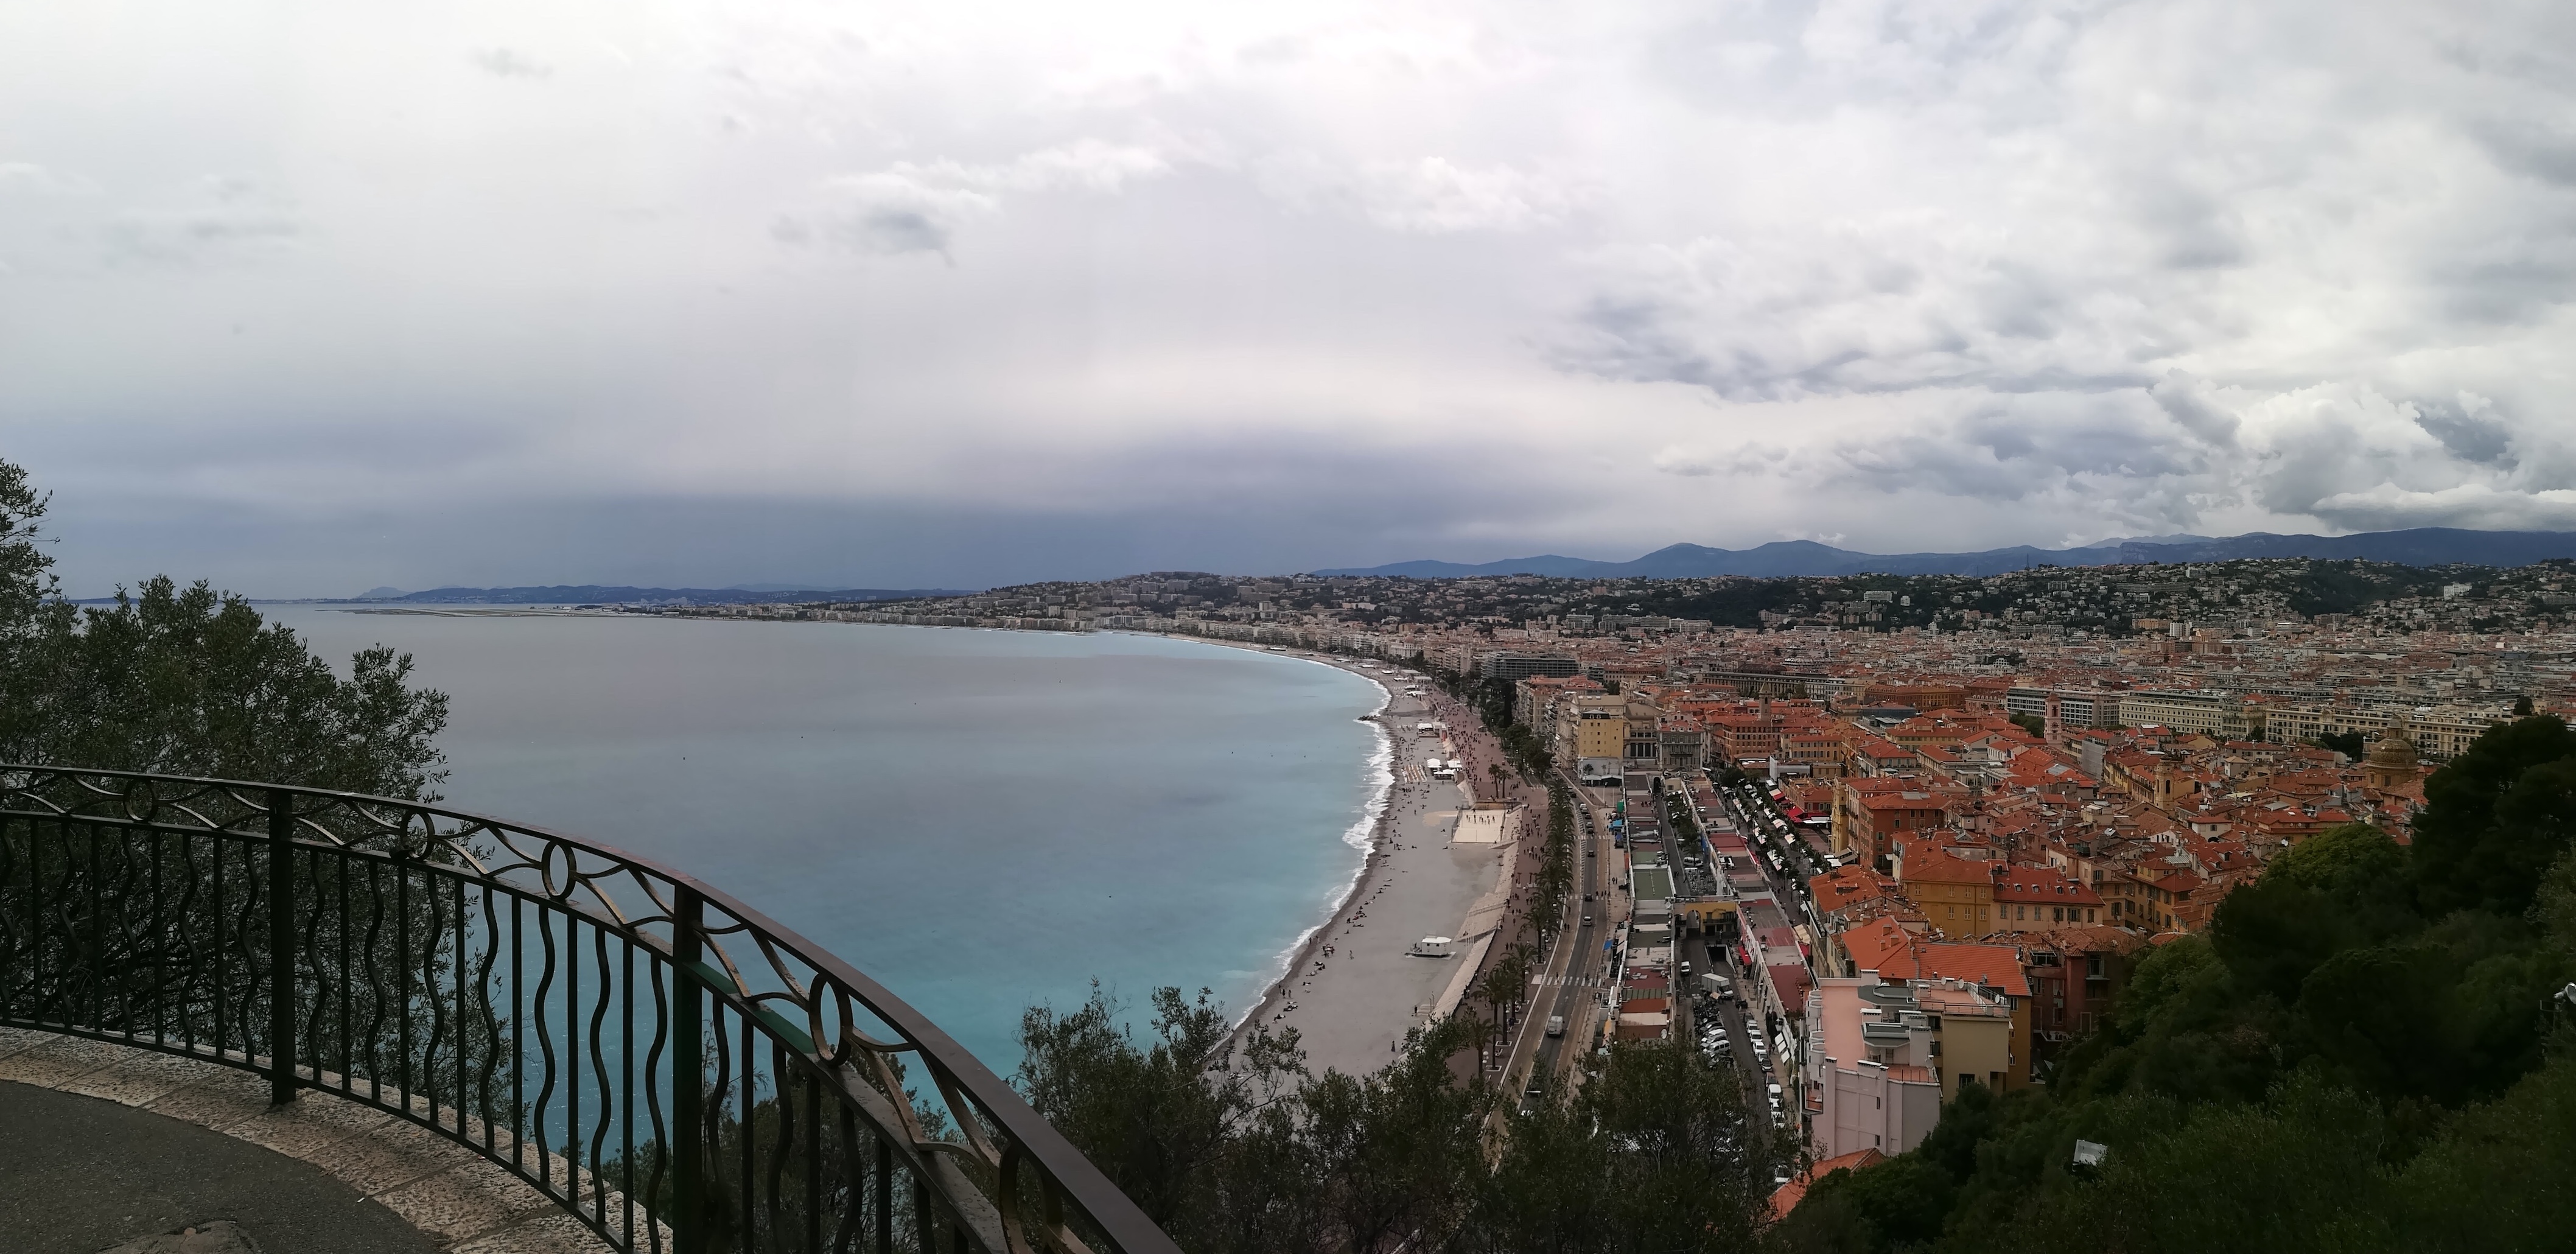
(1528, 973, 1609, 988)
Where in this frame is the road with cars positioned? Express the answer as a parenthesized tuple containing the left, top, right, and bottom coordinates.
(1499, 780, 1614, 1113)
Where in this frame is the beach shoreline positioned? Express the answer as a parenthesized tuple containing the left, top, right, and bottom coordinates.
(1165, 639, 1405, 1040)
(1168, 641, 1520, 1076)
(1237, 652, 1399, 1042)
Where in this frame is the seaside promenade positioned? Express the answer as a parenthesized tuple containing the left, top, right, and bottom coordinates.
(1237, 680, 1510, 1077)
(1222, 660, 1562, 1082)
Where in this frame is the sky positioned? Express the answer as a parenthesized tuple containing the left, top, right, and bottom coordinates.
(4, 1, 2574, 596)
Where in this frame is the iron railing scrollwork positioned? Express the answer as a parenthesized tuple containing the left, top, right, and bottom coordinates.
(0, 765, 1179, 1254)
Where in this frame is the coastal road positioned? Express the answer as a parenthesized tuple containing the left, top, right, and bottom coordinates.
(1499, 779, 1614, 1112)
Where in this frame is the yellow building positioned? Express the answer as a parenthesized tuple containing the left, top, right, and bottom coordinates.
(1557, 692, 1629, 780)
(1892, 846, 1997, 934)
(1912, 981, 2017, 1099)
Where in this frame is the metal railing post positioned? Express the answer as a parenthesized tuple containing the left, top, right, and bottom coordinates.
(673, 884, 705, 1254)
(266, 788, 297, 1105)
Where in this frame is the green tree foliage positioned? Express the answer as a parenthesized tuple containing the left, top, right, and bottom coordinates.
(2412, 713, 2576, 915)
(1529, 780, 1577, 935)
(1776, 713, 2576, 1254)
(1018, 990, 1774, 1254)
(2210, 822, 2415, 1001)
(0, 457, 447, 796)
(1, 458, 464, 1130)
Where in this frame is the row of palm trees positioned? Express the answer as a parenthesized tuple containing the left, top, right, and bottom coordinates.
(1463, 780, 1583, 1074)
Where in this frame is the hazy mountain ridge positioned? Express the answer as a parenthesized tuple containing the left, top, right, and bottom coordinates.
(1314, 527, 2576, 579)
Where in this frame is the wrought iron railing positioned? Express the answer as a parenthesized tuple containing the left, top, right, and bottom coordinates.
(0, 765, 1178, 1254)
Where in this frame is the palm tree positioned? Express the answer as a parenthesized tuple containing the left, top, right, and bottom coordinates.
(1460, 1010, 1499, 1071)
(1477, 962, 1519, 1035)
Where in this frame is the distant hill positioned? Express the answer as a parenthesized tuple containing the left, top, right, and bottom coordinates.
(340, 585, 973, 606)
(1313, 527, 2576, 579)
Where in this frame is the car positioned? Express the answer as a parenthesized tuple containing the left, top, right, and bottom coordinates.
(1546, 1015, 1564, 1037)
(1582, 914, 1593, 926)
(1768, 1083, 1783, 1099)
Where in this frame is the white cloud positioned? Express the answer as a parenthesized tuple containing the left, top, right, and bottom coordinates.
(99, 176, 304, 266)
(778, 140, 1172, 256)
(470, 47, 553, 79)
(1260, 153, 1578, 233)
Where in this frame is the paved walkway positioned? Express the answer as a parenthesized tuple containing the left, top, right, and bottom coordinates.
(0, 1081, 439, 1254)
(0, 1029, 611, 1254)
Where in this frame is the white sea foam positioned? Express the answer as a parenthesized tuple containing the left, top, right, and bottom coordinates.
(1232, 660, 1398, 1036)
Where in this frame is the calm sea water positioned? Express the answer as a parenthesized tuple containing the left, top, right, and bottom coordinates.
(264, 607, 1388, 1074)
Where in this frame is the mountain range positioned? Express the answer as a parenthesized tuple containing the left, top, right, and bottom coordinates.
(1312, 527, 2576, 580)
(342, 585, 972, 606)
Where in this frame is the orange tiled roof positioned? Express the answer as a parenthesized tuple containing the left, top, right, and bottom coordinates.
(1769, 1148, 1888, 1224)
(1911, 942, 2032, 998)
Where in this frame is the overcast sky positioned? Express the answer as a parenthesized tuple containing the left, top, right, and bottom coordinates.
(5, 1, 2573, 595)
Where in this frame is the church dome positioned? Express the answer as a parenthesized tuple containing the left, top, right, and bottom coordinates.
(2365, 722, 2420, 772)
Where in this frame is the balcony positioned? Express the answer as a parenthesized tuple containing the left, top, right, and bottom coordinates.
(0, 765, 1178, 1254)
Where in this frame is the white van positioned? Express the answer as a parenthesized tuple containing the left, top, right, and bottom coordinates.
(1545, 1015, 1565, 1038)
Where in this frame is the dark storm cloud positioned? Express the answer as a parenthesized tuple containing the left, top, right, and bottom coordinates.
(1818, 394, 2204, 504)
(44, 434, 1581, 598)
(2415, 401, 2516, 467)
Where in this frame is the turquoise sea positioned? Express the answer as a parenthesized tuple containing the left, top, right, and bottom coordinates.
(264, 608, 1390, 1074)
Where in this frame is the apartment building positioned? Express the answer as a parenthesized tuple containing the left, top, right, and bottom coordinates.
(2003, 686, 2125, 732)
(1804, 976, 2016, 1158)
(1556, 692, 1629, 782)
(2263, 703, 2507, 763)
(1480, 651, 1581, 682)
(2117, 689, 2258, 740)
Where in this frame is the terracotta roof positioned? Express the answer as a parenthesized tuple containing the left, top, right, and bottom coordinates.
(1898, 850, 1997, 886)
(1843, 916, 1917, 972)
(1993, 865, 2104, 908)
(1769, 1148, 1888, 1223)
